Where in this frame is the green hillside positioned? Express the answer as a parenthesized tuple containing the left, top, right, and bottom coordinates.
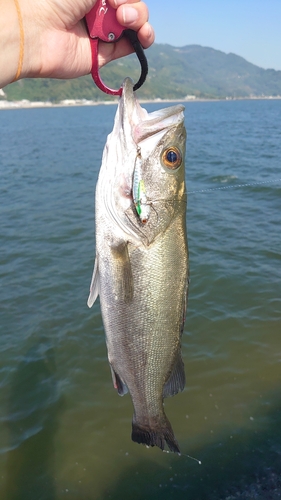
(2, 44, 281, 102)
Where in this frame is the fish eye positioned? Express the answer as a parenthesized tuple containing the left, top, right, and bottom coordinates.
(161, 147, 182, 170)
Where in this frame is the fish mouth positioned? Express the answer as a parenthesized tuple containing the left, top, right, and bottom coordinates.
(121, 78, 185, 150)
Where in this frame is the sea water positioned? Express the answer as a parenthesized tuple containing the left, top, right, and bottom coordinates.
(0, 100, 280, 499)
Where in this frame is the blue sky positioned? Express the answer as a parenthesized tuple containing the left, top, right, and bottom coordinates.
(147, 0, 281, 70)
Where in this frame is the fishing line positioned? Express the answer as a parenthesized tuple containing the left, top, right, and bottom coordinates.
(163, 450, 202, 464)
(180, 453, 202, 464)
(188, 177, 281, 195)
(136, 178, 281, 206)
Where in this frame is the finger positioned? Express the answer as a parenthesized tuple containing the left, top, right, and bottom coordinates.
(98, 37, 134, 67)
(116, 2, 149, 31)
(136, 22, 155, 49)
(108, 0, 143, 8)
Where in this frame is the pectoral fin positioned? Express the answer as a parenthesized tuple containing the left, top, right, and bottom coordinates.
(163, 352, 185, 398)
(87, 257, 100, 308)
(111, 242, 134, 303)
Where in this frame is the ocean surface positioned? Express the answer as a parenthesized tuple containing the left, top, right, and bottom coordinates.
(0, 99, 280, 500)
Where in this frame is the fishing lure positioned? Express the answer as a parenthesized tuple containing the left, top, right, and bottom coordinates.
(132, 149, 150, 224)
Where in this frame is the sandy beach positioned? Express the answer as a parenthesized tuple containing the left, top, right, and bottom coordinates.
(1, 95, 281, 110)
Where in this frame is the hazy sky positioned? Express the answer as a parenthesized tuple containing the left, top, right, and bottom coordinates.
(147, 0, 281, 71)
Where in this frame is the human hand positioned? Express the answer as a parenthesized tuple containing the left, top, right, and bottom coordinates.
(1, 0, 154, 86)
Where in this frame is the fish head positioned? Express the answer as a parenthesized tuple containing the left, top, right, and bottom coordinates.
(99, 78, 186, 245)
(134, 116, 186, 235)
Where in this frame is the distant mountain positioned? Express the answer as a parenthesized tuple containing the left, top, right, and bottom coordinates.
(2, 44, 281, 102)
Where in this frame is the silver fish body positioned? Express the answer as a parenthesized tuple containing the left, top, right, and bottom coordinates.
(88, 78, 188, 453)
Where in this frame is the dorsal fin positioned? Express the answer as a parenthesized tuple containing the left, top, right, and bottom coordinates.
(163, 352, 185, 398)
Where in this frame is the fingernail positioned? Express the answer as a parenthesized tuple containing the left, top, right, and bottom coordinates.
(123, 6, 138, 24)
(146, 24, 153, 40)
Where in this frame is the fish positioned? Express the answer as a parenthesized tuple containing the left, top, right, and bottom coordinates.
(88, 78, 188, 453)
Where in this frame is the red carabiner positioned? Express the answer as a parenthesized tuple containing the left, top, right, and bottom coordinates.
(85, 0, 148, 96)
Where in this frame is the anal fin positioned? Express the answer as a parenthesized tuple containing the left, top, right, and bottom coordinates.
(110, 365, 128, 396)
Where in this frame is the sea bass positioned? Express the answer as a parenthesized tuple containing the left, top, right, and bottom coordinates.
(88, 78, 188, 453)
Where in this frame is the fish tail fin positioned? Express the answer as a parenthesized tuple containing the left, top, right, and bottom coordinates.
(131, 415, 180, 454)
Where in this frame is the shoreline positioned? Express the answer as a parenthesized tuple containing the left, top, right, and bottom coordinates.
(1, 95, 281, 110)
